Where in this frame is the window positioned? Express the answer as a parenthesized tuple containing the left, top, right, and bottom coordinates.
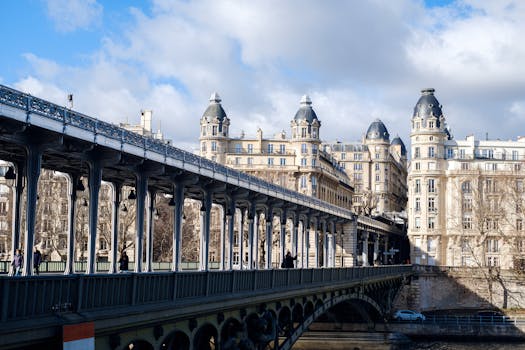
(428, 179, 435, 193)
(267, 144, 274, 154)
(486, 239, 499, 253)
(429, 121, 434, 128)
(212, 125, 217, 135)
(463, 216, 472, 229)
(279, 144, 286, 154)
(354, 163, 363, 171)
(235, 144, 241, 154)
(415, 162, 421, 170)
(415, 197, 421, 212)
(517, 219, 523, 231)
(485, 178, 496, 193)
(447, 148, 454, 159)
(428, 197, 435, 212)
(487, 256, 499, 267)
(301, 144, 307, 154)
(414, 147, 420, 159)
(427, 237, 436, 252)
(459, 149, 466, 159)
(280, 158, 286, 166)
(312, 128, 318, 138)
(341, 153, 346, 160)
(513, 150, 519, 161)
(247, 157, 253, 165)
(301, 158, 307, 166)
(267, 158, 274, 166)
(463, 198, 472, 212)
(311, 158, 317, 167)
(99, 239, 107, 250)
(415, 179, 421, 193)
(301, 128, 307, 137)
(375, 174, 380, 181)
(428, 217, 435, 229)
(300, 175, 307, 188)
(201, 142, 207, 152)
(375, 153, 380, 159)
(248, 144, 253, 154)
(235, 157, 241, 165)
(461, 162, 470, 170)
(461, 181, 471, 193)
(211, 141, 217, 152)
(414, 217, 421, 229)
(312, 145, 318, 155)
(428, 147, 435, 158)
(0, 202, 7, 215)
(354, 153, 362, 160)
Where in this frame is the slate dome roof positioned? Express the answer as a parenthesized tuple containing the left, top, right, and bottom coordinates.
(391, 136, 407, 156)
(202, 92, 227, 121)
(293, 95, 319, 123)
(366, 119, 390, 141)
(413, 88, 443, 127)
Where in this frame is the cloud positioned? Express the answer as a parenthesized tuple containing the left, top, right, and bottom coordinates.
(13, 0, 525, 154)
(45, 0, 103, 33)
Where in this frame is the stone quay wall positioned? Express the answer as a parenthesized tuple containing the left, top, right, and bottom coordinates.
(394, 265, 525, 312)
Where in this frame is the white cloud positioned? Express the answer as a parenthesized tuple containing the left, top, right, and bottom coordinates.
(13, 0, 525, 153)
(45, 0, 103, 33)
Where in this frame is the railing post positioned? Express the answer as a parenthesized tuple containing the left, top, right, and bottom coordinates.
(76, 276, 84, 313)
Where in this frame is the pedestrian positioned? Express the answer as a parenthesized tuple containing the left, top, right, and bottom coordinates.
(118, 251, 129, 272)
(284, 251, 297, 268)
(11, 249, 23, 276)
(33, 248, 42, 275)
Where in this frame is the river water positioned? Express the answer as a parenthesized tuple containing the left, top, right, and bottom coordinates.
(292, 332, 525, 350)
(412, 342, 525, 350)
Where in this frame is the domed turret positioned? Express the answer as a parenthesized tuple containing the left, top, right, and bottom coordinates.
(366, 119, 390, 141)
(391, 135, 407, 156)
(413, 88, 443, 127)
(294, 95, 319, 123)
(202, 92, 227, 121)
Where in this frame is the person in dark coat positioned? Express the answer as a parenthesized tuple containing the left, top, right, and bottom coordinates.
(118, 251, 129, 272)
(33, 248, 42, 275)
(284, 251, 297, 268)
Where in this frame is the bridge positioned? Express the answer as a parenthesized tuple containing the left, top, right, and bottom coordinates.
(0, 84, 410, 349)
(0, 265, 411, 350)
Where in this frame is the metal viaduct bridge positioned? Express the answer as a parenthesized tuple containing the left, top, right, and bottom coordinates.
(0, 84, 411, 349)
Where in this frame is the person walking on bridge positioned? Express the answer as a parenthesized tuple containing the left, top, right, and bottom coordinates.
(284, 251, 297, 268)
(33, 248, 42, 275)
(119, 251, 129, 272)
(11, 249, 23, 276)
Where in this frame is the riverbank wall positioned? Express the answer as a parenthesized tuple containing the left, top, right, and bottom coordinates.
(394, 265, 525, 312)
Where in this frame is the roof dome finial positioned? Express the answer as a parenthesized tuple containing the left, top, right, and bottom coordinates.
(209, 92, 221, 103)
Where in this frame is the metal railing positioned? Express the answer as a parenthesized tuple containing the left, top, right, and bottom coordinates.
(0, 261, 222, 274)
(0, 265, 411, 323)
(0, 84, 353, 220)
(394, 314, 525, 326)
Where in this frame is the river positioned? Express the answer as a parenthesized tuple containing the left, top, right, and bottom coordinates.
(292, 332, 525, 350)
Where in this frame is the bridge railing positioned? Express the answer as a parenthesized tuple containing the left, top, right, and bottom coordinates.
(0, 84, 354, 220)
(0, 265, 411, 323)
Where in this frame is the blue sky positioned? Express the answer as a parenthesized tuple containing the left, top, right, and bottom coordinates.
(2, 0, 525, 153)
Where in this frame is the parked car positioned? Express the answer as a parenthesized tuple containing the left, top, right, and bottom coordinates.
(393, 310, 426, 321)
(477, 310, 503, 317)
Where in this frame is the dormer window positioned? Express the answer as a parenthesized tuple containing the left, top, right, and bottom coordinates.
(301, 128, 307, 137)
(312, 128, 318, 138)
(429, 121, 434, 128)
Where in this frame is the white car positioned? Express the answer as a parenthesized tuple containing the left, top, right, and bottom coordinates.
(393, 310, 426, 321)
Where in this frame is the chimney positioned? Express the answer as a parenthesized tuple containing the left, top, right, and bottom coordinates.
(141, 110, 152, 132)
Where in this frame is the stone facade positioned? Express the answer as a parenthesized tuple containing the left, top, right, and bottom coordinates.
(199, 93, 354, 210)
(408, 88, 525, 269)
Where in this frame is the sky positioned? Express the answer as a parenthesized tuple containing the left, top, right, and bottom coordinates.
(1, 0, 525, 153)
